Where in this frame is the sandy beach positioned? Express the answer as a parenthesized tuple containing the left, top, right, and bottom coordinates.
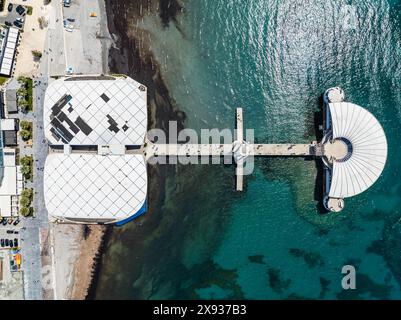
(12, 0, 50, 77)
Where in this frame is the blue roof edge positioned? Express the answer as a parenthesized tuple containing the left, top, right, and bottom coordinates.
(114, 200, 147, 227)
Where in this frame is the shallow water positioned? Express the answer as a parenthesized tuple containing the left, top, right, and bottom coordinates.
(95, 0, 401, 299)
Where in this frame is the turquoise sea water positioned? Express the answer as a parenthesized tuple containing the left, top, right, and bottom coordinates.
(95, 0, 401, 299)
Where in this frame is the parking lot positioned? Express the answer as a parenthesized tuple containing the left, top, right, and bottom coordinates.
(0, 226, 20, 250)
(0, 3, 28, 29)
(61, 0, 107, 74)
(0, 228, 23, 300)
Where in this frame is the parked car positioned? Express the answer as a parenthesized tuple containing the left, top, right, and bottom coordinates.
(7, 3, 13, 12)
(13, 21, 23, 29)
(7, 218, 13, 225)
(9, 240, 13, 248)
(13, 239, 18, 247)
(16, 17, 24, 23)
(16, 5, 25, 15)
(13, 218, 20, 226)
(5, 239, 9, 247)
(5, 21, 12, 27)
(6, 230, 13, 234)
(13, 231, 19, 234)
(64, 0, 71, 7)
(0, 239, 4, 247)
(2, 218, 8, 226)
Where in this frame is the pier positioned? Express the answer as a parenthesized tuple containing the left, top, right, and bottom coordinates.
(142, 85, 387, 214)
(144, 108, 317, 192)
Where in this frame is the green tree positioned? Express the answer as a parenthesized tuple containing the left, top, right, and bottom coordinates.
(20, 120, 32, 131)
(20, 156, 33, 180)
(20, 129, 32, 141)
(17, 87, 27, 98)
(20, 207, 33, 217)
(31, 50, 42, 60)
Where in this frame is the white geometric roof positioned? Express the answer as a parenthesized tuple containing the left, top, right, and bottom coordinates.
(328, 102, 387, 198)
(44, 76, 147, 145)
(44, 153, 147, 223)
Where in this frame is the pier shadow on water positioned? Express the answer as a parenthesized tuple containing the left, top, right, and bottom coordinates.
(312, 95, 327, 215)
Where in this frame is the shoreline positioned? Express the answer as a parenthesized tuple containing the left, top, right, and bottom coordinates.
(85, 0, 185, 299)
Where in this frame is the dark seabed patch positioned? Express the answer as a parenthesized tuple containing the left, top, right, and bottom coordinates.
(319, 278, 331, 299)
(289, 248, 325, 268)
(267, 267, 291, 294)
(367, 218, 401, 291)
(248, 255, 266, 265)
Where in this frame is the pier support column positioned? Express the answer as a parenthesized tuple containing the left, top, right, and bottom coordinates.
(235, 108, 245, 191)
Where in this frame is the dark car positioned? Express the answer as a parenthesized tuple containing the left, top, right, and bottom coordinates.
(13, 218, 20, 226)
(16, 5, 25, 15)
(0, 239, 4, 247)
(13, 239, 18, 247)
(7, 3, 13, 12)
(13, 21, 23, 29)
(9, 240, 13, 248)
(5, 239, 9, 247)
(5, 21, 12, 27)
(1, 218, 7, 226)
(6, 230, 13, 234)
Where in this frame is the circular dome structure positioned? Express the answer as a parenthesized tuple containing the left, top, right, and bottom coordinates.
(325, 102, 387, 199)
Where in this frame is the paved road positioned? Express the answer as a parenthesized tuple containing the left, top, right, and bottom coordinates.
(40, 0, 66, 76)
(19, 76, 50, 300)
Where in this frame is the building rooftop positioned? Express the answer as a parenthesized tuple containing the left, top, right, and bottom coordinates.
(0, 27, 19, 77)
(43, 76, 149, 224)
(327, 102, 387, 198)
(44, 153, 147, 223)
(44, 76, 147, 145)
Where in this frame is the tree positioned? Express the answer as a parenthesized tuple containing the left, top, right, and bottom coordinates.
(20, 120, 32, 131)
(20, 207, 34, 217)
(21, 188, 33, 200)
(38, 16, 48, 29)
(32, 50, 42, 60)
(20, 156, 33, 180)
(17, 87, 27, 98)
(20, 129, 32, 141)
(19, 99, 30, 113)
(20, 156, 33, 167)
(20, 195, 31, 208)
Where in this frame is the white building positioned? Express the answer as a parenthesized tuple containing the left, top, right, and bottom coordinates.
(0, 148, 22, 218)
(322, 88, 387, 212)
(43, 75, 148, 225)
(0, 27, 20, 77)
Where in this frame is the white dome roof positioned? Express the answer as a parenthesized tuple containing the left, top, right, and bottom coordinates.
(328, 102, 387, 198)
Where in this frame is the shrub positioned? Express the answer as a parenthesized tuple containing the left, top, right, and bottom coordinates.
(20, 207, 34, 217)
(20, 129, 32, 141)
(20, 120, 32, 131)
(38, 16, 48, 29)
(17, 77, 33, 112)
(20, 156, 33, 180)
(32, 50, 42, 60)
